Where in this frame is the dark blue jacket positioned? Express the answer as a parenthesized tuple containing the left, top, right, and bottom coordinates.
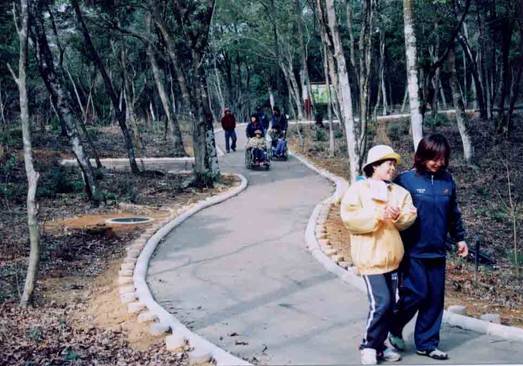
(257, 112, 269, 130)
(246, 122, 264, 138)
(394, 169, 466, 258)
(271, 113, 288, 131)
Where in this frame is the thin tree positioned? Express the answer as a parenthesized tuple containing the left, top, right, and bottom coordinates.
(8, 0, 40, 307)
(447, 47, 473, 163)
(30, 0, 102, 203)
(316, 0, 360, 181)
(71, 0, 139, 174)
(403, 0, 423, 150)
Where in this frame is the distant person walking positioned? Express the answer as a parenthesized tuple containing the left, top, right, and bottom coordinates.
(221, 108, 237, 153)
(341, 145, 417, 365)
(389, 134, 469, 361)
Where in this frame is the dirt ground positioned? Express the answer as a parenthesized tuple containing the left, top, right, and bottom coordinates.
(0, 132, 238, 365)
(289, 116, 523, 328)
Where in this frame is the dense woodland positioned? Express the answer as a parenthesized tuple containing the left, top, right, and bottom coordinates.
(0, 0, 522, 346)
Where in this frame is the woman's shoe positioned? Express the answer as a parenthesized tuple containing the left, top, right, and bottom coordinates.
(388, 334, 406, 351)
(416, 348, 448, 360)
(378, 347, 401, 362)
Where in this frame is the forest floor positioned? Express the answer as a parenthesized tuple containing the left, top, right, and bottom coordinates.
(288, 114, 523, 328)
(0, 125, 236, 365)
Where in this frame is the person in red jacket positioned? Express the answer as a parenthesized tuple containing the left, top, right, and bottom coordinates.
(221, 108, 237, 153)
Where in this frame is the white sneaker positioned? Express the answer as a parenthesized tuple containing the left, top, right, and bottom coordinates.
(379, 347, 402, 362)
(361, 348, 378, 365)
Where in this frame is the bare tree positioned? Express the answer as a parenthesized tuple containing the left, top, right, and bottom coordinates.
(8, 0, 40, 307)
(447, 47, 473, 162)
(72, 0, 139, 174)
(30, 0, 102, 203)
(403, 0, 423, 150)
(316, 0, 360, 181)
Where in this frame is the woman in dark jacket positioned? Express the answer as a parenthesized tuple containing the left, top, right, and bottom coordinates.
(389, 134, 469, 360)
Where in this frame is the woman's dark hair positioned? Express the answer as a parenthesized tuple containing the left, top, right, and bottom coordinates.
(363, 159, 390, 178)
(250, 113, 258, 123)
(273, 106, 280, 114)
(414, 133, 450, 172)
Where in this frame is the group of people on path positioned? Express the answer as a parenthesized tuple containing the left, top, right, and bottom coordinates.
(341, 134, 468, 365)
(220, 106, 288, 157)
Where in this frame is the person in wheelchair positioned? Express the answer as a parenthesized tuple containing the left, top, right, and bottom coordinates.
(269, 106, 288, 160)
(268, 128, 288, 160)
(246, 129, 269, 167)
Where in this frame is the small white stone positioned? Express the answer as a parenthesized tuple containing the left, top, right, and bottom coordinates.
(118, 276, 133, 285)
(137, 311, 157, 323)
(119, 285, 135, 294)
(480, 313, 501, 324)
(120, 292, 137, 304)
(121, 262, 134, 271)
(189, 349, 212, 365)
(126, 249, 140, 259)
(122, 257, 137, 265)
(318, 239, 329, 247)
(165, 334, 187, 351)
(332, 254, 345, 263)
(119, 269, 133, 277)
(447, 305, 467, 315)
(128, 301, 145, 314)
(149, 322, 170, 336)
(337, 261, 350, 269)
(324, 247, 337, 256)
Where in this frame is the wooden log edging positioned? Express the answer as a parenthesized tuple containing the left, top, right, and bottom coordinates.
(117, 173, 251, 366)
(291, 150, 523, 343)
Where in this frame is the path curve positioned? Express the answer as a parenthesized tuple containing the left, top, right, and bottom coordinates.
(148, 126, 523, 365)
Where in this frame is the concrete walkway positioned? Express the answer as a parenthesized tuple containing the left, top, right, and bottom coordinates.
(148, 127, 523, 365)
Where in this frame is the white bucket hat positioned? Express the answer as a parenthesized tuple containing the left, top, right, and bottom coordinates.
(363, 145, 401, 170)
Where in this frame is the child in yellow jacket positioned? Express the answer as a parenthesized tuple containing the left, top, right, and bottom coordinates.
(340, 145, 417, 365)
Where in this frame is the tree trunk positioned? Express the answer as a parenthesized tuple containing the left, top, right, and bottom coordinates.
(31, 0, 102, 202)
(496, 17, 514, 132)
(357, 0, 375, 161)
(10, 0, 40, 307)
(458, 32, 487, 117)
(403, 0, 423, 150)
(0, 81, 7, 129)
(72, 0, 139, 173)
(322, 43, 335, 157)
(268, 86, 275, 110)
(66, 69, 102, 169)
(379, 30, 388, 116)
(145, 17, 186, 156)
(448, 48, 473, 162)
(345, 0, 359, 87)
(320, 0, 360, 181)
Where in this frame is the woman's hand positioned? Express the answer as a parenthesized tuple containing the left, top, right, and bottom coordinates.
(457, 241, 469, 257)
(384, 206, 400, 221)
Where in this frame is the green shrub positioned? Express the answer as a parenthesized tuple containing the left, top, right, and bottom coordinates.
(334, 128, 344, 139)
(37, 165, 84, 198)
(0, 129, 23, 148)
(425, 113, 450, 129)
(313, 126, 328, 142)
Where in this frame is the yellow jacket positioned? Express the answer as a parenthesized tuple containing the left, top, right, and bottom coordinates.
(340, 179, 417, 275)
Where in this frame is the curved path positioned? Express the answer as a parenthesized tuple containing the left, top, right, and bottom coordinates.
(148, 127, 523, 364)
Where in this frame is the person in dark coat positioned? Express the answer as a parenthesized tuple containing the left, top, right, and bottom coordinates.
(256, 106, 269, 132)
(388, 134, 469, 361)
(220, 108, 237, 153)
(271, 106, 288, 135)
(246, 114, 265, 138)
